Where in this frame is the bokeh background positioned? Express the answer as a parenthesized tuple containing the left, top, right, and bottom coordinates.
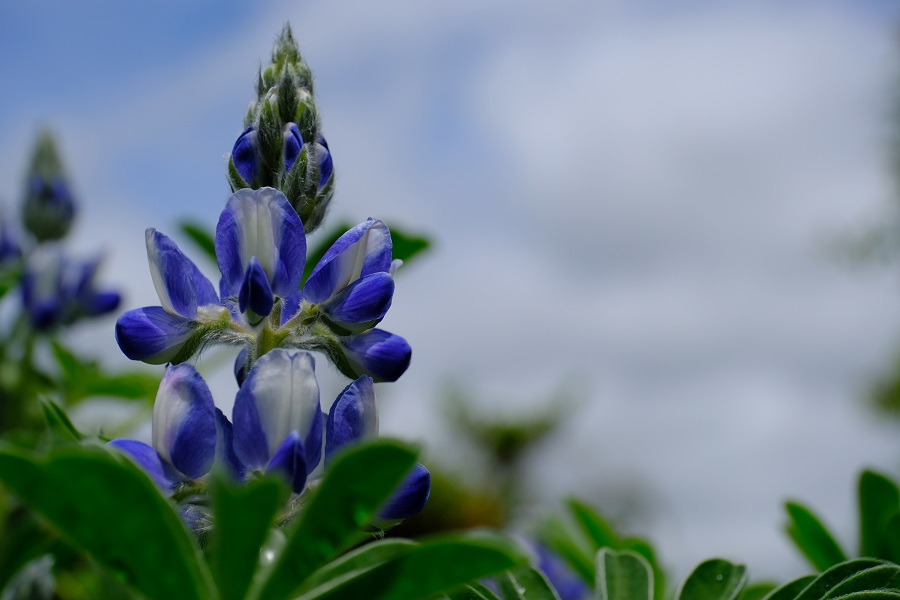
(3, 0, 900, 583)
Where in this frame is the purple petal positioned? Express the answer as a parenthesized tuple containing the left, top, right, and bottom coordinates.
(152, 364, 217, 480)
(266, 432, 308, 494)
(316, 136, 333, 190)
(214, 408, 246, 481)
(146, 229, 218, 318)
(215, 188, 306, 300)
(233, 348, 250, 386)
(232, 125, 259, 185)
(340, 329, 411, 383)
(280, 290, 303, 326)
(232, 349, 321, 471)
(115, 306, 196, 364)
(83, 291, 121, 316)
(108, 439, 179, 492)
(303, 219, 392, 304)
(238, 256, 274, 318)
(378, 463, 431, 519)
(321, 272, 394, 332)
(325, 376, 377, 465)
(283, 123, 304, 172)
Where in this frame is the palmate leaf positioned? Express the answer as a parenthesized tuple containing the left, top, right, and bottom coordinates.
(761, 576, 816, 600)
(248, 440, 418, 600)
(295, 534, 527, 600)
(740, 583, 778, 600)
(446, 582, 502, 600)
(497, 567, 561, 600)
(208, 474, 288, 600)
(859, 471, 900, 559)
(294, 539, 417, 596)
(38, 398, 84, 445)
(565, 500, 666, 599)
(0, 444, 214, 600)
(179, 220, 218, 264)
(785, 502, 847, 571)
(676, 559, 747, 600)
(597, 549, 653, 600)
(50, 341, 159, 405)
(792, 559, 883, 600)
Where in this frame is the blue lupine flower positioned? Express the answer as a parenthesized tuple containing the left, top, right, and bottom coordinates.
(315, 135, 333, 191)
(215, 187, 306, 323)
(230, 349, 323, 492)
(323, 374, 430, 519)
(21, 246, 121, 331)
(108, 363, 217, 492)
(116, 187, 411, 383)
(115, 229, 227, 364)
(231, 122, 305, 186)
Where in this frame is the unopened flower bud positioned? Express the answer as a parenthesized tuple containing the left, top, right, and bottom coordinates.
(21, 132, 76, 242)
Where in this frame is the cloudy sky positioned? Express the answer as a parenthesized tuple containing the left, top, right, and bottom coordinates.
(3, 0, 900, 583)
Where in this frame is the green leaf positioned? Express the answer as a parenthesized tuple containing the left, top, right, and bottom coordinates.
(498, 567, 561, 599)
(567, 499, 619, 550)
(622, 537, 666, 600)
(827, 593, 900, 599)
(822, 564, 900, 598)
(249, 440, 418, 600)
(859, 471, 900, 558)
(179, 221, 218, 264)
(447, 582, 502, 600)
(0, 444, 213, 600)
(785, 502, 847, 571)
(676, 559, 747, 600)
(537, 517, 595, 585)
(209, 475, 287, 600)
(761, 575, 816, 600)
(597, 549, 653, 600)
(885, 512, 900, 563)
(389, 227, 430, 266)
(295, 539, 417, 596)
(295, 534, 527, 600)
(740, 583, 777, 600)
(79, 372, 160, 403)
(38, 398, 84, 444)
(795, 559, 885, 600)
(302, 221, 431, 283)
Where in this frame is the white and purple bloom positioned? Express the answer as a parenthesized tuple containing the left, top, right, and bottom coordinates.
(108, 363, 217, 492)
(116, 187, 411, 383)
(227, 349, 323, 493)
(22, 246, 121, 331)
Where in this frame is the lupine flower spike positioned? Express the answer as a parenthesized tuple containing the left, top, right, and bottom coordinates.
(116, 187, 411, 382)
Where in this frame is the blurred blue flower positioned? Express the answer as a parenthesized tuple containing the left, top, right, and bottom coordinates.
(21, 246, 120, 331)
(0, 214, 21, 266)
(22, 176, 76, 243)
(533, 543, 591, 600)
(116, 187, 410, 382)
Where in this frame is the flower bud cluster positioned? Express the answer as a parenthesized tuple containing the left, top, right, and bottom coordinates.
(227, 25, 334, 233)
